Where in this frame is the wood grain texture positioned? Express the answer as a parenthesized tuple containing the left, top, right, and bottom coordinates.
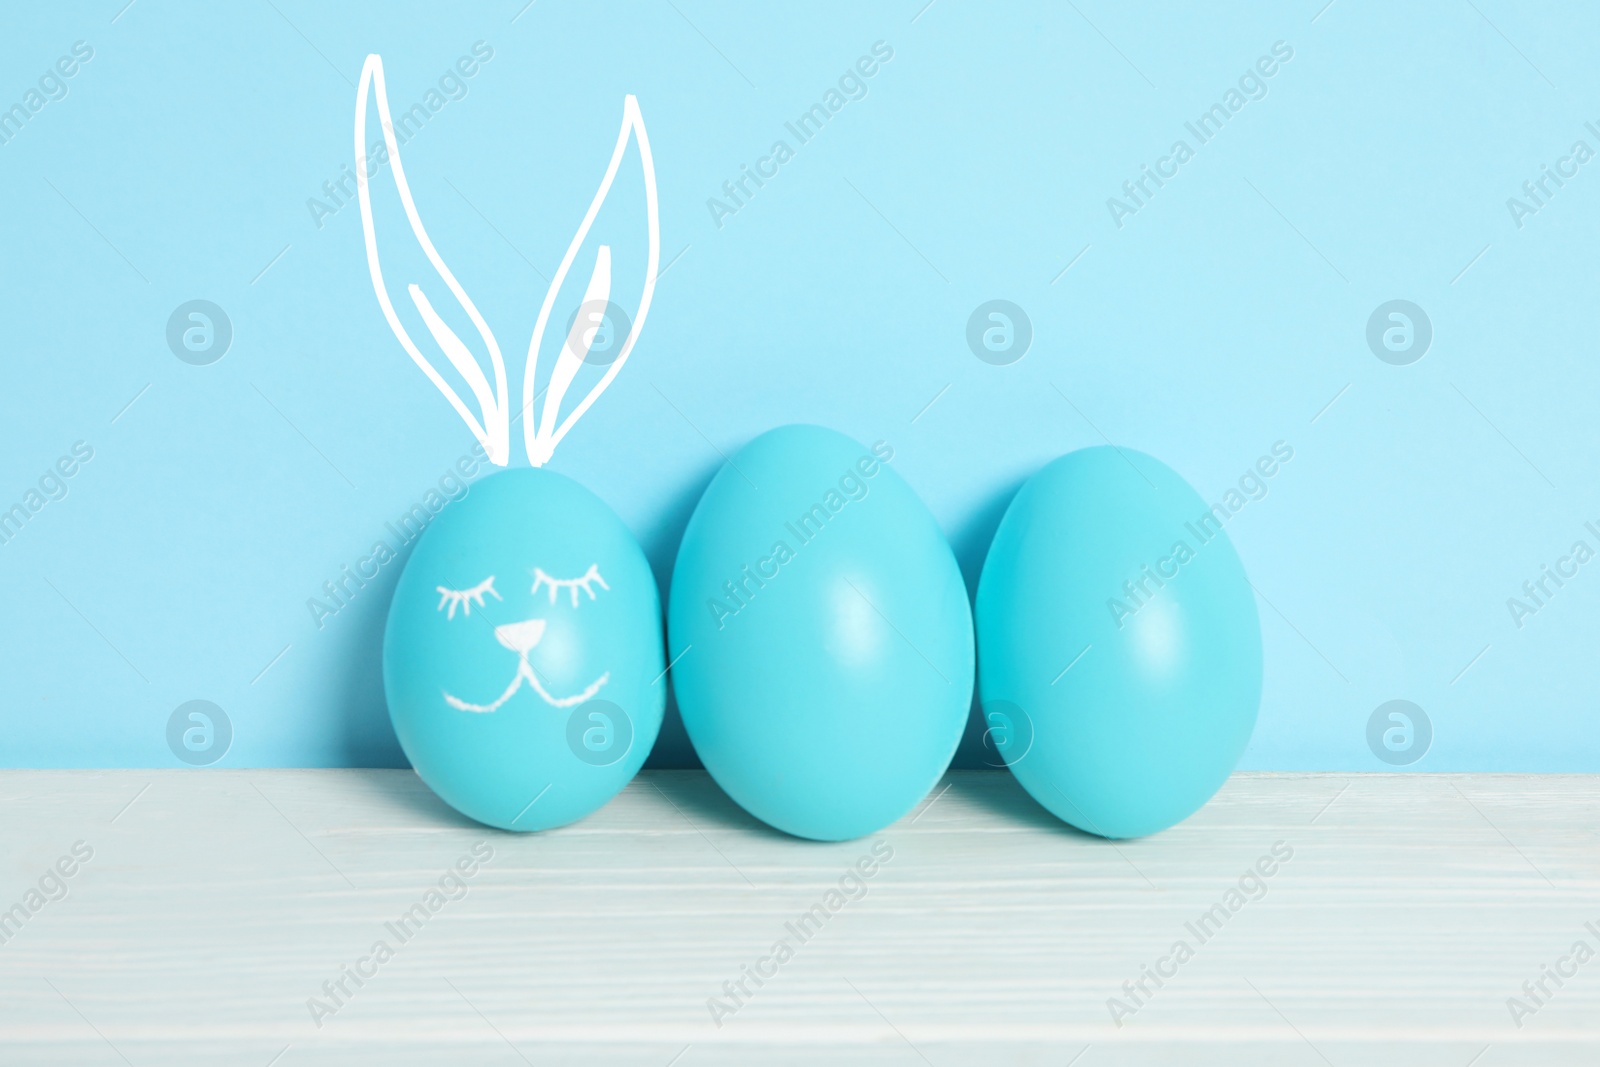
(0, 770, 1597, 1065)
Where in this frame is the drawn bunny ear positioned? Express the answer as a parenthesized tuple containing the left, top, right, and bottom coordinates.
(354, 54, 511, 466)
(522, 95, 660, 467)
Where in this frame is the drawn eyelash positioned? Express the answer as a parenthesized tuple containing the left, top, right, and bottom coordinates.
(531, 564, 609, 607)
(436, 576, 502, 619)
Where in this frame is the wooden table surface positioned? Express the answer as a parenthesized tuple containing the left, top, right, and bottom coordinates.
(0, 769, 1596, 1065)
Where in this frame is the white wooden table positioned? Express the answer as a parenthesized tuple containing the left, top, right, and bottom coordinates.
(1, 770, 1596, 1065)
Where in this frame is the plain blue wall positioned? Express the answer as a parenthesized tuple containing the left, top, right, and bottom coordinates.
(2, 1, 1596, 771)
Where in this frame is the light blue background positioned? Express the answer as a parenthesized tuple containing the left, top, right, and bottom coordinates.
(2, 1, 1596, 771)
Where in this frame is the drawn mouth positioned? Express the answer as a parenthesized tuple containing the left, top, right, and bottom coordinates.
(444, 622, 609, 715)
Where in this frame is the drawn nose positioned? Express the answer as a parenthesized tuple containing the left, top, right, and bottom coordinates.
(494, 618, 546, 653)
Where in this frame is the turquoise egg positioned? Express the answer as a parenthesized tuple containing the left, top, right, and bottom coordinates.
(383, 468, 664, 830)
(668, 425, 974, 841)
(976, 447, 1262, 839)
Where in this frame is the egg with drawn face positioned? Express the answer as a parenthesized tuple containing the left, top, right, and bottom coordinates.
(383, 468, 665, 831)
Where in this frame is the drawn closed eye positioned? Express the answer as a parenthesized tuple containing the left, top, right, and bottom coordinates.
(436, 575, 502, 619)
(531, 564, 609, 606)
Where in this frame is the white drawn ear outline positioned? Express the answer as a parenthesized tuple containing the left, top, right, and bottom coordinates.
(523, 95, 660, 467)
(355, 54, 511, 466)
